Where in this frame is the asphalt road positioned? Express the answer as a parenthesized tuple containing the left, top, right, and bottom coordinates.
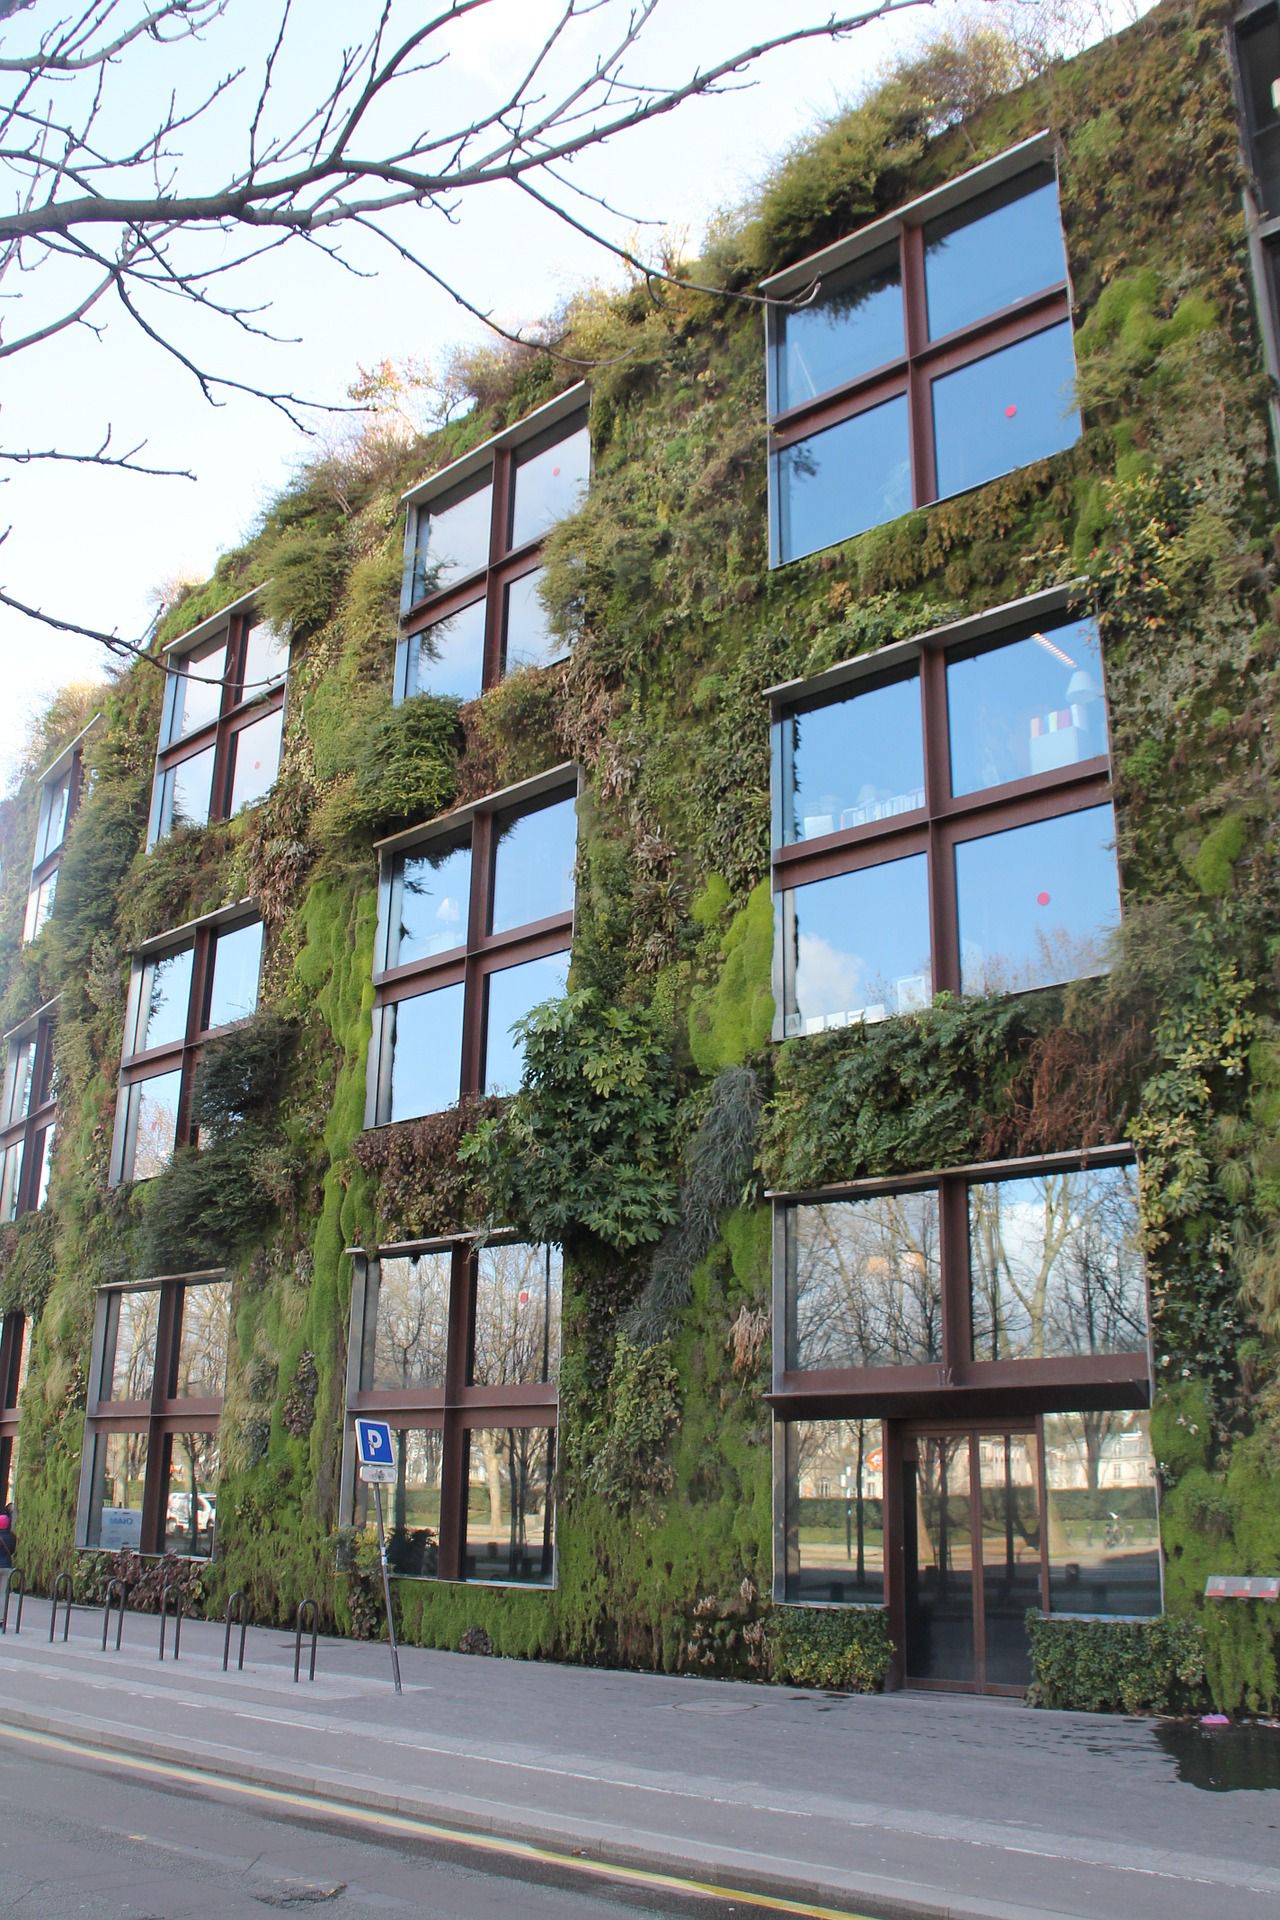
(0, 1730, 866, 1920)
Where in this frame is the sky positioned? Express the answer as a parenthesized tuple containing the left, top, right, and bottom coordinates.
(0, 0, 1141, 790)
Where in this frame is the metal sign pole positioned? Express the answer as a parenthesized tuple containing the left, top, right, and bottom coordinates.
(372, 1479, 403, 1696)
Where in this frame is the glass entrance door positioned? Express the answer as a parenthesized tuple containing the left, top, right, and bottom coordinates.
(901, 1427, 1042, 1691)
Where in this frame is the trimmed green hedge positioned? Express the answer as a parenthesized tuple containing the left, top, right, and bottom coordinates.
(1026, 1612, 1207, 1714)
(770, 1606, 893, 1692)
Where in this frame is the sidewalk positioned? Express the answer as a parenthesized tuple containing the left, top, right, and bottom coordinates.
(1, 1600, 1277, 1920)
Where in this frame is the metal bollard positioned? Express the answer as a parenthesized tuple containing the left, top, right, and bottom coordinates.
(1, 1567, 23, 1636)
(222, 1589, 248, 1672)
(101, 1577, 127, 1652)
(293, 1596, 318, 1683)
(158, 1580, 183, 1662)
(48, 1570, 73, 1643)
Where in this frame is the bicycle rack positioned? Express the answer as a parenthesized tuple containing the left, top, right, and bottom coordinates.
(293, 1596, 318, 1683)
(48, 1570, 73, 1643)
(101, 1577, 127, 1652)
(223, 1589, 248, 1672)
(158, 1580, 183, 1662)
(1, 1567, 23, 1636)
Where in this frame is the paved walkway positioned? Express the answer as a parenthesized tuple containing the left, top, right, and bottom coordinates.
(0, 1601, 1277, 1920)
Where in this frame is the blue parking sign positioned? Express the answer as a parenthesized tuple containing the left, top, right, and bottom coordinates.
(355, 1418, 395, 1467)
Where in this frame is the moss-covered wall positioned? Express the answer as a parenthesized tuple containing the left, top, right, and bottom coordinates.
(3, 0, 1279, 1709)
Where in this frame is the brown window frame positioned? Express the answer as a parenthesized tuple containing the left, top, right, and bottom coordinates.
(78, 1271, 229, 1558)
(22, 719, 98, 945)
(148, 593, 287, 848)
(367, 769, 577, 1128)
(762, 136, 1075, 565)
(110, 905, 263, 1185)
(0, 1309, 29, 1508)
(768, 1148, 1152, 1426)
(397, 385, 589, 702)
(345, 1236, 559, 1585)
(0, 1002, 58, 1222)
(768, 587, 1116, 1036)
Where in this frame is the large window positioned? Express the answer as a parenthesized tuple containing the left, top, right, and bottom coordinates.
(148, 592, 288, 846)
(776, 1156, 1148, 1400)
(0, 1311, 30, 1510)
(345, 1239, 561, 1584)
(397, 386, 589, 702)
(367, 774, 576, 1126)
(23, 719, 97, 944)
(79, 1274, 231, 1557)
(770, 591, 1118, 1034)
(0, 1004, 58, 1222)
(111, 909, 263, 1183)
(1234, 3, 1280, 473)
(762, 139, 1078, 564)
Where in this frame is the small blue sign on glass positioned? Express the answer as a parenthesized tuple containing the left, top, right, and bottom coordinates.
(355, 1418, 395, 1466)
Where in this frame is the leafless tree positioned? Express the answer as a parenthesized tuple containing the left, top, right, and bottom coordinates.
(0, 0, 935, 650)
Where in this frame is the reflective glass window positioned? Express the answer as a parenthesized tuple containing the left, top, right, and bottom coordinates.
(415, 480, 493, 600)
(471, 1244, 562, 1387)
(228, 707, 283, 815)
(783, 1419, 885, 1605)
(386, 984, 465, 1123)
(510, 425, 590, 551)
(166, 637, 226, 745)
(4, 1038, 35, 1127)
(489, 795, 577, 933)
(1044, 1410, 1160, 1616)
(366, 1254, 451, 1391)
(241, 621, 289, 696)
(163, 1431, 219, 1557)
(352, 1428, 444, 1577)
(503, 568, 561, 672)
(205, 921, 263, 1031)
(87, 1430, 149, 1550)
(175, 1281, 232, 1398)
(164, 745, 217, 835)
(409, 598, 487, 701)
(776, 249, 903, 410)
(34, 771, 72, 864)
(969, 1165, 1147, 1363)
(386, 837, 471, 968)
(775, 396, 912, 563)
(955, 803, 1120, 996)
(780, 672, 923, 845)
(924, 172, 1067, 340)
(786, 1193, 942, 1370)
(22, 870, 57, 943)
(136, 947, 194, 1053)
(106, 1289, 160, 1401)
(0, 1143, 22, 1224)
(125, 1068, 182, 1180)
(947, 618, 1107, 795)
(932, 322, 1080, 501)
(780, 854, 931, 1034)
(462, 1426, 555, 1584)
(483, 953, 570, 1096)
(32, 1123, 54, 1211)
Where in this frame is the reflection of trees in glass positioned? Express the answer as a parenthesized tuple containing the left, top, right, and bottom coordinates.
(132, 1075, 180, 1178)
(373, 1256, 450, 1388)
(165, 1430, 218, 1555)
(471, 1244, 561, 1387)
(103, 1429, 148, 1505)
(789, 1195, 941, 1369)
(110, 1290, 160, 1400)
(969, 1166, 1146, 1361)
(790, 1418, 883, 1585)
(468, 1427, 552, 1573)
(177, 1282, 231, 1398)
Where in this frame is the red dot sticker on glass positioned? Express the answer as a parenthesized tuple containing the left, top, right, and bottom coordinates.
(1036, 890, 1051, 907)
(1005, 404, 1018, 418)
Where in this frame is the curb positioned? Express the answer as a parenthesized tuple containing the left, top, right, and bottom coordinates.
(0, 1702, 1086, 1920)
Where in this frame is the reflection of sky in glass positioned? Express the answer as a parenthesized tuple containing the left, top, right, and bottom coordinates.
(788, 1193, 941, 1370)
(490, 796, 577, 932)
(932, 322, 1080, 500)
(33, 1123, 54, 1210)
(970, 1165, 1146, 1362)
(510, 426, 590, 550)
(1043, 1408, 1160, 1617)
(206, 921, 262, 1030)
(242, 621, 289, 695)
(5, 1037, 35, 1124)
(229, 707, 283, 814)
(170, 638, 226, 742)
(411, 598, 486, 700)
(925, 174, 1067, 340)
(503, 568, 560, 671)
(777, 248, 903, 409)
(35, 771, 72, 862)
(130, 1069, 182, 1179)
(166, 745, 215, 833)
(416, 481, 492, 597)
(484, 954, 570, 1095)
(139, 947, 193, 1052)
(777, 396, 911, 562)
(177, 1281, 232, 1397)
(783, 674, 922, 844)
(947, 618, 1107, 795)
(782, 855, 931, 1033)
(472, 1243, 562, 1386)
(956, 804, 1119, 995)
(387, 984, 464, 1121)
(372, 1254, 450, 1389)
(391, 839, 471, 966)
(109, 1289, 160, 1400)
(0, 1142, 23, 1223)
